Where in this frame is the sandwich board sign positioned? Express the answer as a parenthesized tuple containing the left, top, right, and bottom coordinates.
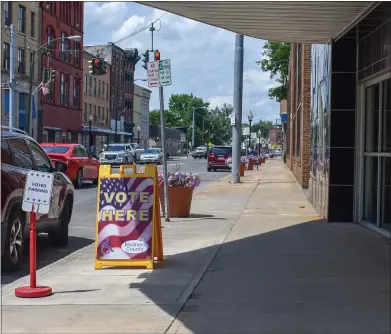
(94, 164, 163, 270)
(22, 171, 54, 214)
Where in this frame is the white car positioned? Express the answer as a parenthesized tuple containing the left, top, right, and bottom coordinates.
(140, 148, 163, 164)
(99, 143, 135, 165)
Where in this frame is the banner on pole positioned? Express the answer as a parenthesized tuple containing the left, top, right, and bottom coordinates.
(94, 164, 163, 270)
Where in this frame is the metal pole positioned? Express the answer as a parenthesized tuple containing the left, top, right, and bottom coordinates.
(231, 34, 244, 184)
(192, 107, 195, 150)
(159, 86, 170, 222)
(26, 52, 35, 136)
(202, 117, 204, 145)
(9, 24, 16, 129)
(249, 120, 252, 153)
(89, 119, 92, 154)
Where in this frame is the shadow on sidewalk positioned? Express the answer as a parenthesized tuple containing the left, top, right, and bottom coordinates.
(1, 235, 94, 286)
(137, 218, 390, 334)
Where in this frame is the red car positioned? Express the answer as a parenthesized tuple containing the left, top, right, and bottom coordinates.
(207, 146, 232, 171)
(40, 143, 100, 188)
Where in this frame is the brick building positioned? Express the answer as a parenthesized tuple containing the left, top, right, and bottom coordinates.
(40, 1, 84, 143)
(84, 44, 138, 143)
(285, 43, 312, 189)
(82, 50, 111, 155)
(1, 1, 40, 135)
(268, 127, 282, 146)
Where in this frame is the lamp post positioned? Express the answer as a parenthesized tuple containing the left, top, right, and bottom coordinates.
(137, 125, 141, 145)
(88, 113, 93, 154)
(247, 110, 253, 153)
(26, 35, 81, 137)
(257, 129, 261, 156)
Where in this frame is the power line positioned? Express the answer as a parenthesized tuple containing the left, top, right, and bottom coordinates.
(113, 12, 167, 45)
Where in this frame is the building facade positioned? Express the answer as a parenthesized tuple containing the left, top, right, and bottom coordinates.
(84, 44, 138, 143)
(82, 51, 111, 155)
(285, 43, 312, 189)
(268, 127, 283, 147)
(40, 1, 84, 143)
(1, 1, 40, 135)
(133, 84, 151, 148)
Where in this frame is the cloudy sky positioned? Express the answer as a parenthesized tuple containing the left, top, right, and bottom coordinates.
(84, 2, 280, 123)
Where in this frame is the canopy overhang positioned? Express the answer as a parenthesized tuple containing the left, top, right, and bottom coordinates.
(138, 1, 379, 43)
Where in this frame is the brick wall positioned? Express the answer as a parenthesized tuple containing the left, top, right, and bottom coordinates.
(286, 43, 311, 189)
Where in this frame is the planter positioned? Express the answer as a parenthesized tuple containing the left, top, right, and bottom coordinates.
(240, 163, 245, 176)
(159, 186, 194, 217)
(258, 158, 262, 165)
(247, 159, 254, 170)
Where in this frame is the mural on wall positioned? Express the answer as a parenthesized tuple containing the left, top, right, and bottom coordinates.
(309, 44, 331, 218)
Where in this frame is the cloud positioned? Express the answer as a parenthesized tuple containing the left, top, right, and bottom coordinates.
(84, 2, 281, 122)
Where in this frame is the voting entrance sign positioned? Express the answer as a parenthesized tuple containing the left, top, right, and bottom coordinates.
(94, 164, 163, 269)
(22, 171, 54, 214)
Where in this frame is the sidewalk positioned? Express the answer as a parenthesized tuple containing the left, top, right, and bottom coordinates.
(2, 160, 390, 334)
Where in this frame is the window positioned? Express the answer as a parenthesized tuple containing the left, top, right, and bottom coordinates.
(18, 48, 25, 73)
(98, 80, 101, 97)
(73, 78, 80, 108)
(98, 106, 100, 122)
(106, 83, 108, 100)
(3, 43, 10, 69)
(26, 140, 53, 172)
(93, 78, 96, 96)
(74, 41, 80, 67)
(8, 139, 33, 170)
(106, 108, 109, 125)
(1, 139, 13, 165)
(84, 74, 87, 93)
(18, 5, 25, 33)
(46, 26, 56, 56)
(31, 12, 35, 38)
(78, 145, 90, 157)
(89, 104, 92, 117)
(102, 81, 105, 98)
(84, 102, 87, 121)
(89, 76, 92, 96)
(60, 32, 69, 62)
(94, 105, 96, 121)
(4, 1, 11, 26)
(60, 73, 68, 105)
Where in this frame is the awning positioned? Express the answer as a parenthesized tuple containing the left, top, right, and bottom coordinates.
(138, 1, 378, 43)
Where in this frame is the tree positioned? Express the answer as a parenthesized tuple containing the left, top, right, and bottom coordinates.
(242, 120, 273, 142)
(149, 109, 178, 128)
(256, 41, 291, 101)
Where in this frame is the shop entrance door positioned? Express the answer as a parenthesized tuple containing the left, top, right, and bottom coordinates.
(359, 76, 391, 232)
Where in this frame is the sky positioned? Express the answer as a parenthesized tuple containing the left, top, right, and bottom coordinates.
(84, 2, 281, 123)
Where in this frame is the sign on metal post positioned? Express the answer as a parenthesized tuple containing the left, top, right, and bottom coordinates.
(22, 171, 54, 214)
(230, 114, 235, 126)
(147, 59, 172, 88)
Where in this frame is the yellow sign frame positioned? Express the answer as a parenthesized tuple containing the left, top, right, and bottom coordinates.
(94, 164, 163, 270)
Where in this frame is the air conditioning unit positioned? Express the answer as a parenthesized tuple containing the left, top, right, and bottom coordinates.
(46, 4, 50, 9)
(76, 23, 79, 28)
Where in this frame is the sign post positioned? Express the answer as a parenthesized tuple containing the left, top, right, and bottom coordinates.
(147, 59, 172, 88)
(94, 164, 163, 270)
(15, 171, 54, 298)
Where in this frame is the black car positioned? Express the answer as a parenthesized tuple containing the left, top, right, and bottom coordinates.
(1, 127, 75, 271)
(192, 147, 208, 159)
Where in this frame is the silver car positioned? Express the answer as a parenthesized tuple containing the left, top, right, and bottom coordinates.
(140, 148, 163, 164)
(99, 143, 135, 165)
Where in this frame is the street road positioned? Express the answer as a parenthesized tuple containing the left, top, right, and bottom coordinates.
(1, 156, 229, 287)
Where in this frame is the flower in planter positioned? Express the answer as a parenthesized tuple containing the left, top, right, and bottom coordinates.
(240, 156, 249, 163)
(225, 157, 233, 168)
(247, 154, 257, 161)
(158, 171, 201, 189)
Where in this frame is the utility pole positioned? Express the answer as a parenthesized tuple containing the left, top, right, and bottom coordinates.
(9, 24, 16, 129)
(192, 107, 195, 150)
(231, 34, 244, 184)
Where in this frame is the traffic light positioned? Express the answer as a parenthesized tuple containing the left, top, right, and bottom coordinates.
(88, 58, 106, 75)
(142, 51, 149, 70)
(49, 69, 56, 82)
(154, 50, 160, 61)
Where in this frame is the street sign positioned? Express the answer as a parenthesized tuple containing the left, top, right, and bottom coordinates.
(147, 59, 172, 87)
(22, 171, 54, 214)
(242, 128, 249, 136)
(230, 114, 235, 126)
(147, 61, 160, 88)
(158, 59, 172, 86)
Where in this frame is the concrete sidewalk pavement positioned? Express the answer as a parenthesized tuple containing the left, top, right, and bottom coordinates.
(2, 160, 390, 334)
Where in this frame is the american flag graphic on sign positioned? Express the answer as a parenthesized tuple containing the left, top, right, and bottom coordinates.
(96, 177, 154, 261)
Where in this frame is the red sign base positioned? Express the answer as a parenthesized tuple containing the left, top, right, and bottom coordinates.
(15, 286, 52, 298)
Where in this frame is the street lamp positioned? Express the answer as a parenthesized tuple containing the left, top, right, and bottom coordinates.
(257, 129, 262, 156)
(26, 35, 82, 138)
(247, 110, 253, 153)
(137, 125, 141, 145)
(88, 113, 93, 154)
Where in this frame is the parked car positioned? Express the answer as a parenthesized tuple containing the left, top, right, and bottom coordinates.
(129, 143, 144, 162)
(207, 146, 232, 171)
(192, 146, 208, 159)
(99, 143, 135, 166)
(1, 127, 74, 271)
(140, 148, 163, 164)
(41, 143, 100, 188)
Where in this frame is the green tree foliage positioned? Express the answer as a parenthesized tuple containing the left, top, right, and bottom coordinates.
(242, 120, 273, 142)
(256, 41, 291, 101)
